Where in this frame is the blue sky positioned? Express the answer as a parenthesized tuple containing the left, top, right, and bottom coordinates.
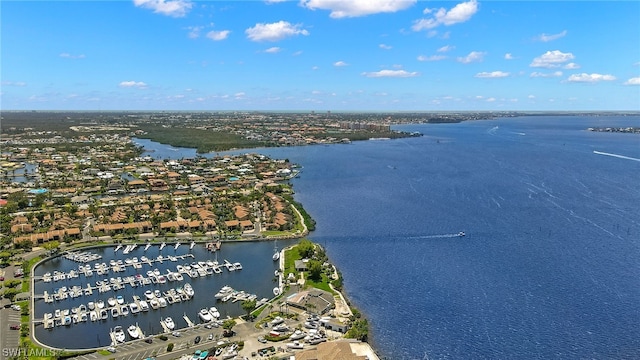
(2, 0, 639, 111)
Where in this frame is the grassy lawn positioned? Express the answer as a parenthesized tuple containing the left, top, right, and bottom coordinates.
(283, 242, 336, 295)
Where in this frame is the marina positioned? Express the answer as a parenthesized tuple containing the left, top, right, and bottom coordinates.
(33, 240, 291, 349)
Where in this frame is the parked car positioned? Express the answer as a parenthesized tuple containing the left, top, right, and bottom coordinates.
(10, 324, 20, 330)
(194, 335, 201, 344)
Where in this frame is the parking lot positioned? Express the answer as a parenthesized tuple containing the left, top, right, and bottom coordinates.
(1, 307, 22, 360)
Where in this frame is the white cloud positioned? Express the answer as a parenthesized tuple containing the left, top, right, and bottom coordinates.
(530, 71, 563, 78)
(265, 0, 287, 3)
(528, 95, 535, 99)
(301, 0, 416, 18)
(119, 81, 148, 89)
(245, 21, 309, 42)
(312, 66, 319, 70)
(417, 55, 447, 61)
(567, 73, 616, 83)
(437, 45, 455, 53)
(475, 71, 509, 78)
(563, 62, 580, 70)
(59, 53, 85, 59)
(333, 61, 349, 67)
(362, 69, 419, 78)
(133, 0, 192, 17)
(457, 51, 485, 64)
(379, 44, 392, 50)
(504, 53, 514, 60)
(187, 26, 203, 39)
(413, 0, 478, 31)
(206, 30, 230, 41)
(486, 97, 496, 102)
(530, 50, 575, 68)
(624, 77, 640, 85)
(1, 81, 27, 86)
(292, 50, 303, 56)
(264, 47, 282, 53)
(534, 30, 567, 42)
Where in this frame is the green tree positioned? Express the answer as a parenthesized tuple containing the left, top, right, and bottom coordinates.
(222, 319, 237, 336)
(307, 260, 323, 281)
(241, 299, 257, 320)
(297, 239, 315, 259)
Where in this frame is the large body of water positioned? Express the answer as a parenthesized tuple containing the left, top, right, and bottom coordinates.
(128, 116, 639, 359)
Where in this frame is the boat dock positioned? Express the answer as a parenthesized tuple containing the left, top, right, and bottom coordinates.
(160, 318, 170, 333)
(183, 313, 194, 327)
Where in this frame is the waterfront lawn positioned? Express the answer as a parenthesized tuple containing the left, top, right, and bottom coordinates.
(283, 241, 336, 295)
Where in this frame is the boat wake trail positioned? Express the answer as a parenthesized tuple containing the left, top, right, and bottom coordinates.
(409, 233, 464, 239)
(593, 151, 640, 162)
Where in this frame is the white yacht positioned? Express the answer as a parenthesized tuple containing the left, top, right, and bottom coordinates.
(145, 290, 154, 300)
(139, 300, 150, 312)
(127, 324, 140, 339)
(111, 307, 119, 318)
(163, 317, 175, 330)
(208, 307, 220, 319)
(107, 297, 117, 307)
(97, 300, 105, 309)
(183, 283, 194, 297)
(233, 262, 242, 270)
(199, 308, 212, 322)
(117, 295, 125, 305)
(113, 326, 126, 343)
(129, 302, 140, 314)
(120, 304, 129, 316)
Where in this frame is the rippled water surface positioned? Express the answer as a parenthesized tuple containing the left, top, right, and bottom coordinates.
(131, 116, 640, 359)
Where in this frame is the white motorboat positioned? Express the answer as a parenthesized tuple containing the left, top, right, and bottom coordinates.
(117, 295, 125, 305)
(174, 242, 180, 250)
(233, 262, 242, 270)
(164, 317, 175, 330)
(127, 324, 140, 339)
(273, 287, 281, 296)
(113, 326, 126, 343)
(158, 297, 167, 307)
(129, 302, 140, 314)
(111, 307, 119, 318)
(208, 307, 220, 319)
(175, 273, 184, 281)
(120, 304, 129, 316)
(90, 311, 98, 322)
(139, 300, 150, 312)
(290, 329, 306, 340)
(87, 301, 95, 310)
(273, 241, 280, 261)
(286, 341, 304, 349)
(190, 241, 196, 250)
(215, 286, 234, 299)
(144, 243, 151, 251)
(184, 283, 194, 297)
(97, 300, 105, 309)
(145, 290, 154, 299)
(100, 309, 108, 320)
(199, 308, 212, 322)
(150, 299, 159, 309)
(107, 297, 117, 307)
